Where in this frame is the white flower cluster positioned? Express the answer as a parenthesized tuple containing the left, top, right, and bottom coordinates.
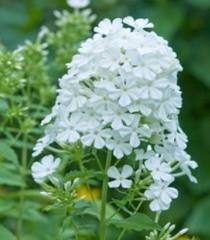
(33, 17, 197, 212)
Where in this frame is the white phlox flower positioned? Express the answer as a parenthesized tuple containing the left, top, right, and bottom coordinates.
(67, 0, 90, 9)
(94, 18, 123, 36)
(166, 121, 188, 149)
(32, 125, 56, 157)
(31, 155, 60, 183)
(107, 165, 133, 188)
(81, 126, 111, 149)
(179, 159, 198, 183)
(56, 114, 81, 143)
(102, 105, 134, 130)
(106, 133, 132, 159)
(145, 182, 178, 212)
(119, 116, 151, 148)
(174, 149, 198, 183)
(123, 16, 154, 30)
(145, 154, 174, 182)
(135, 145, 154, 161)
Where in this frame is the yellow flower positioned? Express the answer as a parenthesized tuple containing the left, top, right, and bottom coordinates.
(177, 236, 199, 240)
(177, 237, 191, 240)
(77, 185, 101, 201)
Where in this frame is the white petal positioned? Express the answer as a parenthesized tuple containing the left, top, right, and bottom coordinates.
(160, 201, 170, 211)
(150, 199, 161, 212)
(122, 114, 134, 125)
(108, 180, 121, 188)
(118, 127, 130, 137)
(34, 177, 45, 183)
(69, 99, 78, 111)
(56, 131, 68, 143)
(122, 144, 132, 155)
(144, 189, 155, 200)
(161, 173, 174, 182)
(106, 140, 115, 150)
(150, 88, 163, 99)
(138, 87, 149, 99)
(31, 162, 44, 173)
(113, 147, 124, 159)
(123, 16, 135, 27)
(94, 136, 105, 149)
(68, 130, 80, 143)
(111, 118, 123, 130)
(81, 135, 93, 146)
(107, 166, 120, 179)
(41, 155, 54, 167)
(161, 192, 172, 204)
(130, 132, 140, 148)
(144, 160, 154, 171)
(121, 179, 132, 188)
(168, 187, 178, 199)
(189, 175, 198, 183)
(139, 105, 151, 116)
(121, 165, 133, 178)
(119, 94, 131, 107)
(53, 158, 61, 169)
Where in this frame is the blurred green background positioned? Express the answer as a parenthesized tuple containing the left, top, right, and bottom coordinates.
(0, 0, 210, 239)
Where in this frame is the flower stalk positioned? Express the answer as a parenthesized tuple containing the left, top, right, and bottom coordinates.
(100, 150, 112, 240)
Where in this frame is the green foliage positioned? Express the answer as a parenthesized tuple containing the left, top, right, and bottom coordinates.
(110, 213, 159, 232)
(0, 141, 18, 163)
(48, 10, 94, 73)
(0, 4, 93, 239)
(0, 225, 16, 240)
(82, 200, 122, 220)
(0, 167, 24, 187)
(0, 48, 24, 94)
(0, 0, 209, 239)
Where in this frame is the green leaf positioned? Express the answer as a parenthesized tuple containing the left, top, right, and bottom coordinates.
(0, 200, 15, 214)
(109, 213, 159, 232)
(186, 196, 210, 237)
(0, 225, 16, 240)
(82, 200, 122, 220)
(0, 168, 24, 187)
(0, 141, 18, 164)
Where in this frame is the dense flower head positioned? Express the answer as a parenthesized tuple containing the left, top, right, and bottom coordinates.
(33, 17, 197, 211)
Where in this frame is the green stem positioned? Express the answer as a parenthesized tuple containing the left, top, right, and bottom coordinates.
(116, 200, 144, 240)
(0, 190, 43, 199)
(17, 133, 27, 239)
(155, 211, 161, 223)
(92, 149, 103, 171)
(99, 150, 112, 240)
(117, 229, 126, 240)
